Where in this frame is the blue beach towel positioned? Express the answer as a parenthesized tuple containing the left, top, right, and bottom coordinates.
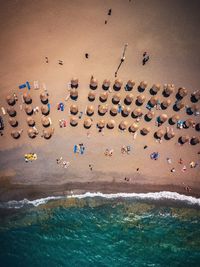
(19, 83, 27, 89)
(74, 145, 77, 153)
(26, 82, 31, 90)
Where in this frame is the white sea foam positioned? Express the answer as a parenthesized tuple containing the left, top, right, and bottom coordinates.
(0, 191, 200, 209)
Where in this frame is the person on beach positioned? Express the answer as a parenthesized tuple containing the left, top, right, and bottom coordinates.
(89, 164, 93, 171)
(58, 60, 64, 65)
(85, 53, 89, 59)
(108, 9, 112, 16)
(45, 57, 49, 63)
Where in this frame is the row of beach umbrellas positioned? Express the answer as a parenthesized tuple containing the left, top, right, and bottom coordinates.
(6, 92, 49, 106)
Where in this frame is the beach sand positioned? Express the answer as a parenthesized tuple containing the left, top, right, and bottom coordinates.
(0, 0, 200, 201)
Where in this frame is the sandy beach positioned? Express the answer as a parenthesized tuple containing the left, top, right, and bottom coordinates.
(0, 0, 200, 201)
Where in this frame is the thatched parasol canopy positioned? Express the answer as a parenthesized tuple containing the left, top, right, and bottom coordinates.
(155, 129, 165, 139)
(124, 94, 133, 104)
(139, 81, 148, 90)
(41, 105, 49, 115)
(114, 79, 123, 90)
(98, 105, 107, 115)
(179, 135, 190, 144)
(88, 91, 96, 101)
(70, 117, 78, 127)
(159, 114, 168, 123)
(70, 104, 78, 115)
(126, 80, 135, 90)
(146, 110, 155, 120)
(90, 78, 98, 89)
(107, 119, 116, 129)
(184, 118, 194, 128)
(141, 127, 150, 135)
(190, 104, 199, 113)
(175, 101, 184, 110)
(190, 136, 200, 145)
(119, 120, 128, 130)
(178, 87, 187, 98)
(166, 130, 175, 140)
(41, 117, 50, 127)
(87, 105, 94, 116)
(163, 84, 174, 96)
(25, 105, 33, 115)
(162, 99, 171, 108)
(112, 93, 121, 104)
(71, 77, 79, 88)
(191, 91, 200, 102)
(151, 84, 161, 94)
(11, 130, 20, 139)
(171, 114, 180, 123)
(27, 117, 35, 127)
(110, 105, 118, 116)
(27, 128, 37, 138)
(6, 95, 16, 106)
(70, 89, 78, 100)
(40, 92, 48, 104)
(102, 79, 111, 90)
(43, 129, 53, 139)
(122, 106, 130, 117)
(149, 96, 158, 107)
(99, 92, 108, 102)
(9, 118, 18, 127)
(84, 118, 92, 129)
(132, 108, 143, 118)
(97, 119, 105, 129)
(23, 93, 32, 104)
(196, 123, 200, 132)
(129, 123, 139, 133)
(136, 95, 146, 104)
(7, 107, 16, 117)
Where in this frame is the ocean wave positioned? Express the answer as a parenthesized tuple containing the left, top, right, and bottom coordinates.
(0, 191, 200, 209)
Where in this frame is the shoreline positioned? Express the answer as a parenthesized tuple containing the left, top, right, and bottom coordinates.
(0, 181, 200, 202)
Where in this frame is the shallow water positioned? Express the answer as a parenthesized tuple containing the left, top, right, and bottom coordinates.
(0, 195, 200, 267)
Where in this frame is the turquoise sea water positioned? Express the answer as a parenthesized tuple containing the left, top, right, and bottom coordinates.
(0, 195, 200, 267)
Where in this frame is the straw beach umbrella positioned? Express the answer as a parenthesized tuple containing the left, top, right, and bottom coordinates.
(41, 117, 50, 127)
(190, 136, 200, 145)
(41, 105, 49, 115)
(70, 117, 78, 127)
(145, 110, 155, 121)
(174, 101, 184, 111)
(170, 114, 180, 125)
(126, 80, 135, 91)
(121, 106, 130, 117)
(88, 91, 96, 102)
(189, 104, 199, 115)
(136, 95, 146, 105)
(132, 108, 143, 118)
(86, 105, 94, 116)
(11, 130, 20, 139)
(138, 81, 148, 92)
(177, 87, 187, 99)
(158, 114, 168, 123)
(70, 104, 78, 115)
(129, 123, 139, 133)
(191, 91, 200, 102)
(23, 93, 32, 104)
(112, 93, 121, 104)
(25, 105, 33, 115)
(161, 99, 171, 109)
(195, 123, 200, 132)
(40, 92, 48, 104)
(7, 107, 16, 117)
(113, 79, 123, 91)
(98, 105, 107, 116)
(141, 127, 150, 135)
(27, 128, 37, 138)
(6, 95, 16, 106)
(165, 130, 175, 140)
(71, 77, 79, 88)
(149, 96, 158, 107)
(150, 84, 161, 95)
(84, 118, 92, 129)
(119, 120, 128, 131)
(97, 119, 105, 129)
(70, 89, 78, 100)
(184, 118, 194, 128)
(9, 118, 18, 127)
(99, 92, 108, 102)
(90, 77, 98, 90)
(110, 105, 118, 116)
(107, 119, 116, 129)
(124, 94, 133, 105)
(102, 79, 111, 90)
(43, 129, 53, 139)
(179, 135, 190, 144)
(163, 84, 174, 97)
(155, 129, 165, 139)
(27, 117, 35, 127)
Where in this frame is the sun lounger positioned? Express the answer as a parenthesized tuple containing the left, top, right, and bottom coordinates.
(74, 145, 77, 153)
(65, 94, 70, 101)
(34, 80, 39, 90)
(1, 107, 6, 115)
(26, 81, 31, 90)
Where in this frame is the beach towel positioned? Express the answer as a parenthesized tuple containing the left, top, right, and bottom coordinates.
(47, 103, 51, 111)
(74, 145, 77, 153)
(26, 81, 31, 90)
(19, 83, 27, 89)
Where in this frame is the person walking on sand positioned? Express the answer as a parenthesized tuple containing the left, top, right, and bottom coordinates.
(45, 57, 49, 63)
(85, 53, 89, 59)
(108, 9, 112, 16)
